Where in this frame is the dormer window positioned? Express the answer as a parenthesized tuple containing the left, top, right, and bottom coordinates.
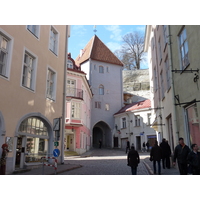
(67, 60, 73, 69)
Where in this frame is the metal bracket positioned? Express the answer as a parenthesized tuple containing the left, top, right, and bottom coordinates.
(172, 69, 199, 73)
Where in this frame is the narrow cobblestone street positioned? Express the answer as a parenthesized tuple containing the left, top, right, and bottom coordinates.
(60, 148, 150, 175)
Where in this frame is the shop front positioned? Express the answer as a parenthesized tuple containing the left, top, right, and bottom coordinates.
(15, 114, 54, 169)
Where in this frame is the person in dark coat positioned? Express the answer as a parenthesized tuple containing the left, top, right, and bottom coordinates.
(173, 137, 190, 175)
(160, 138, 171, 169)
(127, 145, 140, 175)
(99, 139, 102, 149)
(146, 141, 150, 152)
(150, 140, 162, 175)
(126, 140, 130, 154)
(187, 144, 200, 175)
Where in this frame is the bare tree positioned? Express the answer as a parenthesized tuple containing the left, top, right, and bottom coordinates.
(116, 31, 146, 70)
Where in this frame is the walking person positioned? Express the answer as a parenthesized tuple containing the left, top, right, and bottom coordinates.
(173, 137, 190, 175)
(127, 145, 140, 175)
(99, 139, 102, 149)
(126, 139, 130, 154)
(150, 140, 162, 175)
(187, 144, 200, 175)
(160, 138, 171, 169)
(142, 142, 146, 152)
(146, 141, 150, 152)
(165, 140, 171, 169)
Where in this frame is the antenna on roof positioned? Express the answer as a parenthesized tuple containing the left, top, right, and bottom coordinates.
(93, 25, 97, 35)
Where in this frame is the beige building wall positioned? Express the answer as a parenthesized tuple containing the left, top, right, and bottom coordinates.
(170, 25, 200, 147)
(0, 25, 68, 173)
(144, 25, 177, 151)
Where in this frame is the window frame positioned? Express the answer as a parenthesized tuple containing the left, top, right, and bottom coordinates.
(135, 115, 140, 127)
(178, 27, 189, 70)
(99, 84, 104, 95)
(27, 25, 40, 38)
(99, 66, 104, 73)
(121, 117, 127, 129)
(0, 28, 13, 80)
(49, 26, 59, 56)
(46, 66, 57, 101)
(95, 101, 101, 109)
(21, 48, 38, 92)
(71, 101, 81, 119)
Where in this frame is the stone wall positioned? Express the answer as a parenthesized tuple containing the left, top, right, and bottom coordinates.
(123, 69, 150, 102)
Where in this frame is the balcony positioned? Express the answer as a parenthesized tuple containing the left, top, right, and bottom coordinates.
(66, 88, 83, 99)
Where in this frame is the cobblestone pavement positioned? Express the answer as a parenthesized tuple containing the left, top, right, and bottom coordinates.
(59, 148, 149, 175)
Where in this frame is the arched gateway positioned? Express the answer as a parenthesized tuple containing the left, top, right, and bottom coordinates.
(92, 121, 112, 148)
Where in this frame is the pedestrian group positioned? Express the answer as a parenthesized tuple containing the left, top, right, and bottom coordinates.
(127, 137, 200, 175)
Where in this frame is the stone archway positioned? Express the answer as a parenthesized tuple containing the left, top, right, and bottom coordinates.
(92, 121, 111, 148)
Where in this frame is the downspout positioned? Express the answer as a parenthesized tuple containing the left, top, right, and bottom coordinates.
(167, 25, 179, 147)
(61, 25, 69, 164)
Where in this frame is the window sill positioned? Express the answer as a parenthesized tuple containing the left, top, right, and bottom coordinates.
(49, 49, 58, 56)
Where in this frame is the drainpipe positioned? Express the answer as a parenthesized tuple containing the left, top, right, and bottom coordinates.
(167, 25, 179, 148)
(61, 25, 69, 164)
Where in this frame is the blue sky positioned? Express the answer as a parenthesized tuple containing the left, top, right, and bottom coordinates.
(68, 25, 147, 67)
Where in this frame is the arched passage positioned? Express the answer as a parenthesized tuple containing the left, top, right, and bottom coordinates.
(92, 121, 111, 148)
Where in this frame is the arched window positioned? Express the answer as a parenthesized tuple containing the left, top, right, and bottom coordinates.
(99, 85, 104, 95)
(99, 66, 104, 73)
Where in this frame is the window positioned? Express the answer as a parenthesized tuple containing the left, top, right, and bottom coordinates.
(179, 28, 189, 70)
(122, 117, 126, 129)
(158, 39, 162, 62)
(105, 104, 109, 111)
(67, 79, 76, 96)
(71, 102, 81, 119)
(99, 85, 104, 95)
(0, 35, 8, 77)
(49, 26, 58, 55)
(22, 51, 36, 90)
(99, 66, 104, 73)
(163, 25, 168, 45)
(185, 104, 200, 147)
(160, 70, 165, 99)
(165, 56, 171, 90)
(106, 66, 109, 73)
(46, 68, 56, 100)
(67, 60, 73, 69)
(95, 101, 101, 109)
(0, 31, 12, 78)
(135, 115, 140, 126)
(147, 113, 151, 125)
(154, 67, 158, 92)
(94, 64, 96, 70)
(27, 25, 39, 38)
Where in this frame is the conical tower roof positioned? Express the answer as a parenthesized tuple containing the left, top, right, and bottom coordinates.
(75, 35, 123, 67)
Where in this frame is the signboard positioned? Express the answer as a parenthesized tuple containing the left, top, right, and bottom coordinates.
(140, 132, 144, 136)
(53, 149, 60, 157)
(54, 142, 59, 147)
(53, 118, 60, 131)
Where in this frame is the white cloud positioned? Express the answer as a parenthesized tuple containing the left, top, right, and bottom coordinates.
(105, 25, 122, 42)
(72, 25, 87, 36)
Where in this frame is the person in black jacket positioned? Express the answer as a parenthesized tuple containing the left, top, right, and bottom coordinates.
(150, 140, 162, 175)
(173, 137, 190, 175)
(160, 138, 171, 169)
(187, 144, 200, 175)
(127, 145, 140, 175)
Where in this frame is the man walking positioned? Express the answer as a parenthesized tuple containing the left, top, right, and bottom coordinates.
(150, 140, 162, 175)
(160, 138, 171, 169)
(173, 137, 190, 175)
(187, 144, 200, 175)
(126, 139, 130, 154)
(127, 145, 140, 175)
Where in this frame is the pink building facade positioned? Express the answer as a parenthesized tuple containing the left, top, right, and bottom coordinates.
(64, 54, 92, 154)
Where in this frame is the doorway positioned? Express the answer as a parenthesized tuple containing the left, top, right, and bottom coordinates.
(15, 137, 22, 168)
(136, 136, 141, 150)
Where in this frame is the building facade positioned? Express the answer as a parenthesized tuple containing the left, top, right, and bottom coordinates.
(65, 53, 92, 155)
(144, 25, 177, 151)
(75, 35, 124, 148)
(114, 99, 156, 150)
(169, 25, 200, 148)
(0, 25, 69, 174)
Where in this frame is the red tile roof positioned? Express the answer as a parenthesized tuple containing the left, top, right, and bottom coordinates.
(114, 99, 151, 115)
(75, 35, 124, 67)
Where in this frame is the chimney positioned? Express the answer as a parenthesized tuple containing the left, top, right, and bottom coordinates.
(80, 49, 83, 57)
